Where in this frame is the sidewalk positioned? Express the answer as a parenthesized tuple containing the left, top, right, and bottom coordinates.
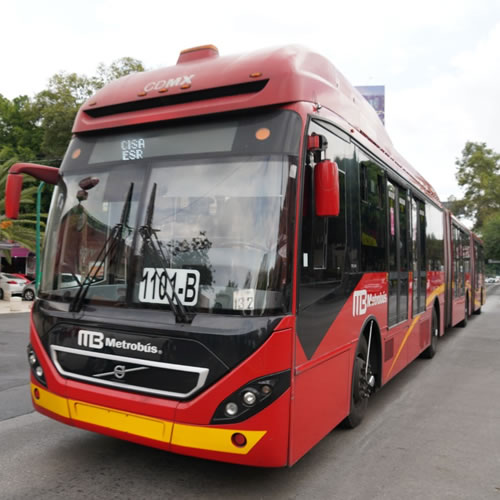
(0, 297, 33, 314)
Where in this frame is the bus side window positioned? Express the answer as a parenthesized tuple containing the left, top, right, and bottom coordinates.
(359, 155, 386, 272)
(300, 123, 351, 284)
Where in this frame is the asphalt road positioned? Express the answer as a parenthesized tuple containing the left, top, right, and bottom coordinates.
(1, 287, 500, 499)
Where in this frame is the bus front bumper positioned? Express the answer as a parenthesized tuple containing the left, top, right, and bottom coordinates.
(31, 382, 289, 467)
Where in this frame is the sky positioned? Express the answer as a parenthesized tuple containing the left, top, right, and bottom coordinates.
(2, 0, 500, 204)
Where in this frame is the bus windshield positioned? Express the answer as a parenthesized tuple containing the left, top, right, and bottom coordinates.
(40, 110, 301, 316)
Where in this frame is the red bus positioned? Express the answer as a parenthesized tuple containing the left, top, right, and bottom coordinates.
(5, 44, 485, 467)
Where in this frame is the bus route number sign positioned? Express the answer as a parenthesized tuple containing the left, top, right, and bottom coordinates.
(139, 268, 200, 306)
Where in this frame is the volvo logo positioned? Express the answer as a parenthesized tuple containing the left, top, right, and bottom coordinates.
(93, 365, 149, 380)
(113, 365, 126, 379)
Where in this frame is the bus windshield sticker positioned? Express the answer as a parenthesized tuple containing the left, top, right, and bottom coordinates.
(139, 268, 200, 306)
(233, 289, 255, 311)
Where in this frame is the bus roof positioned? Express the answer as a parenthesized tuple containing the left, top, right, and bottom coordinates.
(74, 44, 440, 204)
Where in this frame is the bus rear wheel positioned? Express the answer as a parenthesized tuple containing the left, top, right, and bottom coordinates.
(421, 307, 438, 359)
(343, 335, 373, 429)
(459, 298, 469, 328)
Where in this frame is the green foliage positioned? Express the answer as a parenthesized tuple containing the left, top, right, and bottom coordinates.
(0, 94, 43, 163)
(455, 141, 500, 229)
(0, 57, 145, 253)
(35, 72, 94, 160)
(91, 57, 145, 90)
(34, 58, 145, 159)
(482, 212, 500, 262)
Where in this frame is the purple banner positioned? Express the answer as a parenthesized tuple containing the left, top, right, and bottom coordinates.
(356, 85, 385, 124)
(11, 247, 30, 258)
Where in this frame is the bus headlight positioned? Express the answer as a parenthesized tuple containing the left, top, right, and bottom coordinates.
(242, 390, 257, 406)
(211, 370, 290, 424)
(225, 402, 239, 417)
(27, 345, 47, 387)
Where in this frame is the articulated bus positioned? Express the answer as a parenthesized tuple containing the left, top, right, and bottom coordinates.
(5, 45, 485, 467)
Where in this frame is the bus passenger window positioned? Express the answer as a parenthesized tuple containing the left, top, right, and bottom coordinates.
(300, 123, 350, 285)
(359, 156, 386, 272)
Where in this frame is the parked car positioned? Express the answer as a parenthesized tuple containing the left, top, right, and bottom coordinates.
(22, 281, 37, 301)
(486, 277, 495, 283)
(12, 273, 30, 283)
(0, 272, 27, 300)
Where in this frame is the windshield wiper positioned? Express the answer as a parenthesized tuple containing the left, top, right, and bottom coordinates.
(139, 183, 194, 324)
(70, 183, 134, 313)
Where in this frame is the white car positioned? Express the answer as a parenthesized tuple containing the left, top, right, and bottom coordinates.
(0, 272, 27, 300)
(22, 281, 37, 301)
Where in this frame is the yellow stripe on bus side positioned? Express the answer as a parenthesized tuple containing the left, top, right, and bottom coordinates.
(386, 284, 445, 379)
(171, 423, 266, 455)
(426, 283, 445, 307)
(386, 314, 422, 379)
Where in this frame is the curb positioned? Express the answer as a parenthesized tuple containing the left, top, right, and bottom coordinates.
(0, 298, 33, 314)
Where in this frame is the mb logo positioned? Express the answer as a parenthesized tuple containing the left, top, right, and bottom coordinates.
(352, 290, 368, 316)
(77, 330, 104, 349)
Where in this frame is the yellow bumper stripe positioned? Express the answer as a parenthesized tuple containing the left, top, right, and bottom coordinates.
(31, 384, 266, 455)
(32, 384, 70, 418)
(69, 400, 172, 443)
(171, 423, 266, 455)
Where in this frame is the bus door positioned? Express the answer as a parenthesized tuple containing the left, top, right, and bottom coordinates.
(387, 180, 409, 328)
(291, 120, 353, 464)
(409, 196, 427, 358)
(451, 224, 467, 324)
(411, 197, 426, 317)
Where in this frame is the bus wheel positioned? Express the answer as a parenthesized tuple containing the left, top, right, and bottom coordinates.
(474, 299, 482, 315)
(343, 335, 374, 429)
(459, 298, 468, 328)
(421, 307, 438, 359)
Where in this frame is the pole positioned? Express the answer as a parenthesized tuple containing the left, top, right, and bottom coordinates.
(35, 181, 45, 288)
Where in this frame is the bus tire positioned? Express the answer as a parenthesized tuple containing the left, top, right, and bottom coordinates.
(343, 335, 370, 429)
(421, 307, 438, 359)
(459, 298, 468, 328)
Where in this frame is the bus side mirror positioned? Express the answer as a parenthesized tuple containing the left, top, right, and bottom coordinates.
(5, 163, 60, 219)
(5, 174, 23, 219)
(314, 159, 340, 216)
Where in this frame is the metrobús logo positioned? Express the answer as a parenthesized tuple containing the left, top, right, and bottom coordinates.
(77, 330, 160, 354)
(352, 290, 387, 317)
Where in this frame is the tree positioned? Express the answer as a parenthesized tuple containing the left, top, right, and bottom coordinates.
(482, 212, 500, 263)
(35, 57, 146, 161)
(35, 72, 94, 160)
(454, 142, 500, 230)
(91, 57, 145, 89)
(0, 94, 43, 163)
(1, 57, 145, 255)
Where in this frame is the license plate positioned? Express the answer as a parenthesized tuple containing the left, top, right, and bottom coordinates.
(139, 268, 200, 306)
